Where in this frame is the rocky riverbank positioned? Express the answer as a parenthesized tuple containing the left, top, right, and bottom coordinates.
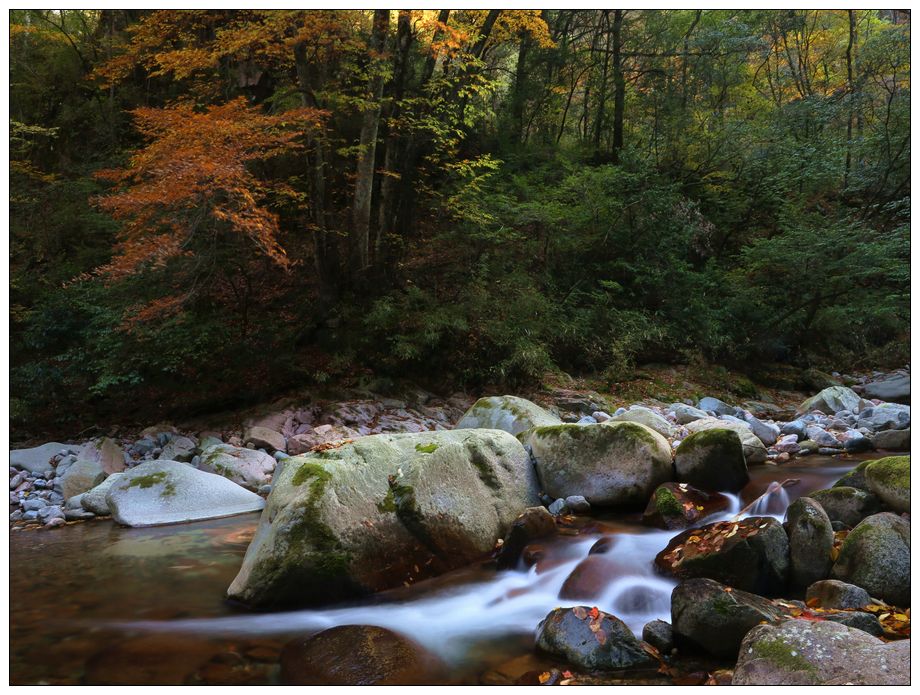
(9, 367, 910, 684)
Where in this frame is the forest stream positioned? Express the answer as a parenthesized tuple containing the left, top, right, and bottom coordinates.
(10, 454, 872, 685)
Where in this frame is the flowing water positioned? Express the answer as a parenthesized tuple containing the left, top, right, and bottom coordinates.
(9, 455, 872, 684)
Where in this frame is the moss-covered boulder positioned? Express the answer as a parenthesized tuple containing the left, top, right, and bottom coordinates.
(671, 578, 786, 658)
(674, 429, 748, 492)
(832, 460, 873, 492)
(106, 460, 265, 527)
(784, 497, 833, 591)
(641, 482, 730, 530)
(864, 455, 909, 513)
(227, 429, 540, 608)
(684, 417, 767, 465)
(733, 620, 909, 685)
(831, 512, 910, 606)
(797, 386, 861, 416)
(810, 487, 881, 528)
(198, 443, 276, 491)
(455, 395, 561, 443)
(655, 516, 789, 596)
(535, 607, 656, 672)
(529, 421, 672, 507)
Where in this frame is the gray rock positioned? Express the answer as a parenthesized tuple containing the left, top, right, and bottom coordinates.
(548, 498, 566, 515)
(10, 443, 70, 474)
(797, 386, 861, 416)
(780, 420, 808, 439)
(44, 517, 66, 528)
(158, 435, 197, 462)
(106, 460, 265, 528)
(669, 403, 710, 425)
(9, 510, 22, 521)
(245, 426, 287, 453)
(609, 406, 675, 438)
(536, 607, 656, 671)
(698, 397, 736, 416)
(805, 580, 871, 610)
(674, 429, 748, 492)
(860, 372, 910, 404)
(832, 461, 872, 492)
(22, 497, 46, 512)
(864, 456, 909, 513)
(60, 459, 106, 500)
(496, 506, 557, 570)
(773, 434, 800, 454)
(671, 578, 785, 658)
(857, 403, 910, 432)
(197, 435, 223, 452)
(9, 472, 25, 489)
(38, 505, 64, 521)
(564, 495, 591, 514)
(133, 437, 156, 456)
(817, 447, 840, 456)
(454, 395, 561, 443)
(529, 422, 672, 507)
(198, 444, 276, 491)
(831, 512, 910, 606)
(591, 411, 611, 423)
(641, 620, 673, 654)
(80, 437, 126, 474)
(227, 429, 540, 608)
(871, 428, 910, 451)
(841, 430, 873, 453)
(733, 620, 908, 685)
(743, 413, 780, 446)
(823, 611, 884, 637)
(684, 417, 768, 465)
(576, 416, 597, 425)
(810, 487, 881, 528)
(784, 497, 833, 591)
(805, 426, 839, 448)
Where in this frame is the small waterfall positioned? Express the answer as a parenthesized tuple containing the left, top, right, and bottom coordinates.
(748, 481, 791, 520)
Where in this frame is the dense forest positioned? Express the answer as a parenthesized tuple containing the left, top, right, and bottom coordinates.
(9, 9, 910, 434)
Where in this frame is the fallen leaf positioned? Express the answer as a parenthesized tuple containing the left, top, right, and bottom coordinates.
(538, 672, 551, 684)
(572, 606, 588, 620)
(588, 606, 600, 620)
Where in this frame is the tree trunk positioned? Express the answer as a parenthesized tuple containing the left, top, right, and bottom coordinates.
(351, 9, 390, 277)
(611, 9, 626, 163)
(844, 9, 856, 187)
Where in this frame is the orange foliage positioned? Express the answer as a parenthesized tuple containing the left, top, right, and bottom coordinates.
(94, 98, 325, 279)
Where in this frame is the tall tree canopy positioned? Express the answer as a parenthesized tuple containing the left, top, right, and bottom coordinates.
(9, 9, 910, 434)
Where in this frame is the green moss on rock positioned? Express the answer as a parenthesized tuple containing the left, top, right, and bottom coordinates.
(752, 637, 818, 676)
(415, 442, 438, 454)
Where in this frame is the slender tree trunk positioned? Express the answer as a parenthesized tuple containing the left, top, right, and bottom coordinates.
(611, 9, 625, 163)
(351, 9, 389, 277)
(510, 30, 531, 144)
(844, 9, 856, 187)
(592, 11, 611, 154)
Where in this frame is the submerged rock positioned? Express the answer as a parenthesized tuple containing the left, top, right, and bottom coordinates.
(536, 607, 656, 672)
(280, 626, 441, 685)
(674, 429, 748, 492)
(106, 460, 265, 528)
(227, 429, 539, 608)
(733, 620, 909, 685)
(529, 421, 672, 507)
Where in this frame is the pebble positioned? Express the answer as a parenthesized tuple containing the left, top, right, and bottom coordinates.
(591, 411, 611, 422)
(44, 517, 66, 529)
(273, 451, 290, 461)
(258, 485, 272, 495)
(817, 447, 840, 455)
(548, 498, 566, 516)
(9, 473, 24, 489)
(23, 511, 39, 521)
(9, 510, 22, 522)
(22, 498, 45, 512)
(564, 495, 591, 514)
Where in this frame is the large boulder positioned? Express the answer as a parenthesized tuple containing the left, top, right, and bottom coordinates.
(198, 444, 276, 491)
(674, 429, 748, 492)
(9, 442, 70, 474)
(608, 406, 675, 438)
(733, 620, 909, 685)
(698, 397, 737, 416)
(871, 427, 910, 451)
(684, 418, 767, 465)
(857, 403, 910, 432)
(535, 607, 656, 672)
(454, 395, 561, 441)
(860, 371, 910, 405)
(529, 422, 672, 507)
(227, 429, 540, 608)
(810, 487, 881, 528)
(831, 512, 910, 607)
(280, 626, 442, 685)
(80, 472, 125, 515)
(864, 455, 910, 513)
(784, 497, 833, 591)
(832, 461, 872, 492)
(670, 578, 785, 658)
(106, 460, 265, 528)
(655, 517, 789, 596)
(797, 386, 861, 416)
(641, 482, 730, 530)
(61, 459, 106, 500)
